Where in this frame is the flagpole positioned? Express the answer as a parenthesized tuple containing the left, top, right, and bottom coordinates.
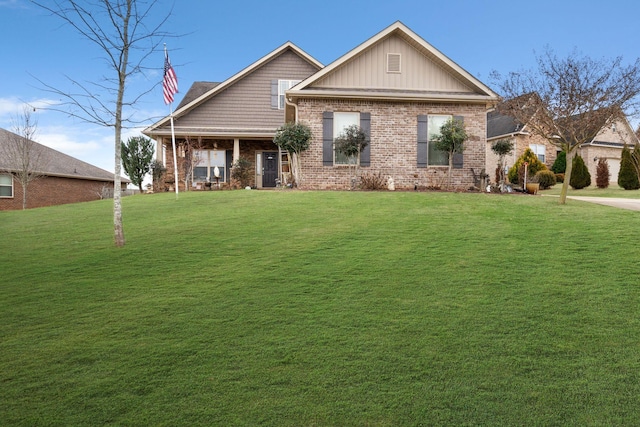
(163, 43, 179, 199)
(169, 103, 179, 199)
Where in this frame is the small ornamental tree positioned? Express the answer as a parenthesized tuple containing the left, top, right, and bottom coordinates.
(491, 138, 514, 191)
(273, 122, 312, 187)
(121, 135, 155, 192)
(551, 151, 566, 174)
(151, 160, 166, 192)
(334, 124, 368, 188)
(231, 157, 253, 188)
(595, 158, 610, 189)
(618, 144, 640, 189)
(569, 154, 591, 189)
(508, 148, 547, 185)
(432, 117, 468, 189)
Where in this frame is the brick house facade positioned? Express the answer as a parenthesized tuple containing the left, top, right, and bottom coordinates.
(1, 128, 128, 211)
(0, 175, 116, 211)
(145, 22, 498, 191)
(297, 99, 488, 190)
(288, 22, 498, 190)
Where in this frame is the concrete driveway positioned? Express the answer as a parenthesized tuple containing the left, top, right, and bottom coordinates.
(566, 196, 640, 211)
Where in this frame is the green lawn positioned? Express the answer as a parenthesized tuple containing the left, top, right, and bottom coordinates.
(541, 183, 640, 198)
(2, 191, 639, 426)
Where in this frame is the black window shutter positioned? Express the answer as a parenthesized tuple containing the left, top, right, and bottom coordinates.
(271, 80, 279, 109)
(360, 112, 371, 167)
(322, 112, 334, 166)
(417, 115, 428, 168)
(453, 115, 464, 169)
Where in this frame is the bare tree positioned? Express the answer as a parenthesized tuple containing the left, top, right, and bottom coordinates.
(0, 107, 49, 209)
(180, 137, 205, 191)
(493, 48, 640, 204)
(32, 0, 173, 246)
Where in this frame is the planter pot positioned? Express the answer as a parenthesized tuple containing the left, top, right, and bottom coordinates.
(526, 183, 540, 195)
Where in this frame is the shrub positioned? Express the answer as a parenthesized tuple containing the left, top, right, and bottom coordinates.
(570, 154, 591, 189)
(535, 170, 557, 189)
(555, 173, 565, 183)
(595, 158, 610, 189)
(618, 145, 640, 190)
(359, 172, 387, 190)
(231, 157, 253, 188)
(507, 148, 547, 185)
(551, 151, 566, 174)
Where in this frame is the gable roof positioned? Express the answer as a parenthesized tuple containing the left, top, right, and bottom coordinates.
(487, 110, 527, 139)
(287, 21, 498, 104)
(0, 128, 127, 182)
(176, 81, 220, 110)
(144, 42, 323, 135)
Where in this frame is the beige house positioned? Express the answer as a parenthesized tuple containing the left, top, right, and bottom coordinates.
(576, 116, 639, 184)
(145, 22, 499, 190)
(143, 42, 323, 190)
(286, 21, 498, 190)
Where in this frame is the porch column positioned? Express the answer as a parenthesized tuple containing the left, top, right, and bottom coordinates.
(233, 138, 240, 164)
(157, 139, 164, 163)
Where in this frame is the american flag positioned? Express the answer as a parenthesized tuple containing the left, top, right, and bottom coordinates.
(163, 48, 178, 105)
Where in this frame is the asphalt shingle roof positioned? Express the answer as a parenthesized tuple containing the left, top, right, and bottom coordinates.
(0, 128, 128, 182)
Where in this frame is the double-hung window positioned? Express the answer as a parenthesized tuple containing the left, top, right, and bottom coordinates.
(0, 174, 13, 198)
(278, 80, 300, 109)
(529, 144, 546, 163)
(428, 115, 452, 166)
(193, 150, 226, 182)
(333, 112, 360, 165)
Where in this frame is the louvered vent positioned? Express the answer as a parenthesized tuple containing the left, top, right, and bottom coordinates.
(387, 53, 401, 73)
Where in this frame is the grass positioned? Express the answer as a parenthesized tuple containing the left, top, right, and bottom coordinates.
(2, 190, 640, 426)
(541, 183, 640, 198)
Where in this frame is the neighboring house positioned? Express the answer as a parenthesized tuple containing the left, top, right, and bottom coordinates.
(577, 116, 639, 184)
(0, 128, 128, 211)
(486, 108, 558, 181)
(145, 21, 498, 190)
(143, 42, 323, 190)
(486, 105, 638, 185)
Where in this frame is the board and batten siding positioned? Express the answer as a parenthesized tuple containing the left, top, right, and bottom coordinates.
(312, 34, 476, 93)
(173, 50, 319, 131)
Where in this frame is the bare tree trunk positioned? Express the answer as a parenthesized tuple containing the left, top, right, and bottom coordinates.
(290, 151, 301, 187)
(112, 1, 131, 248)
(559, 150, 574, 205)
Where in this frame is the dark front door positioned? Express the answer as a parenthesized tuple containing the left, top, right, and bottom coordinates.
(262, 152, 278, 188)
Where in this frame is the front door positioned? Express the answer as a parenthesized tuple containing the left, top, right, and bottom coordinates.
(262, 152, 278, 188)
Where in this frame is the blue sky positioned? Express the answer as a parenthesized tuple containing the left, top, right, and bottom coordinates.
(1, 0, 639, 176)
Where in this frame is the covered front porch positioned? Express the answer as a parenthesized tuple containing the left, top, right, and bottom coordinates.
(157, 136, 289, 191)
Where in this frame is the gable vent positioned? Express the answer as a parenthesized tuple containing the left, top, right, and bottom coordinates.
(387, 53, 401, 73)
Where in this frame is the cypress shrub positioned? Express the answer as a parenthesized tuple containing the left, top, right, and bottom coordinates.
(535, 170, 557, 189)
(595, 158, 610, 189)
(570, 154, 591, 189)
(618, 145, 640, 190)
(551, 151, 566, 174)
(507, 148, 547, 185)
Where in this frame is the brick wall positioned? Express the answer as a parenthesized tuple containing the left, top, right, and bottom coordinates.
(486, 133, 559, 184)
(0, 175, 114, 211)
(296, 98, 489, 190)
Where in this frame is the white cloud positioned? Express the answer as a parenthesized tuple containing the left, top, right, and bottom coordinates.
(0, 97, 62, 124)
